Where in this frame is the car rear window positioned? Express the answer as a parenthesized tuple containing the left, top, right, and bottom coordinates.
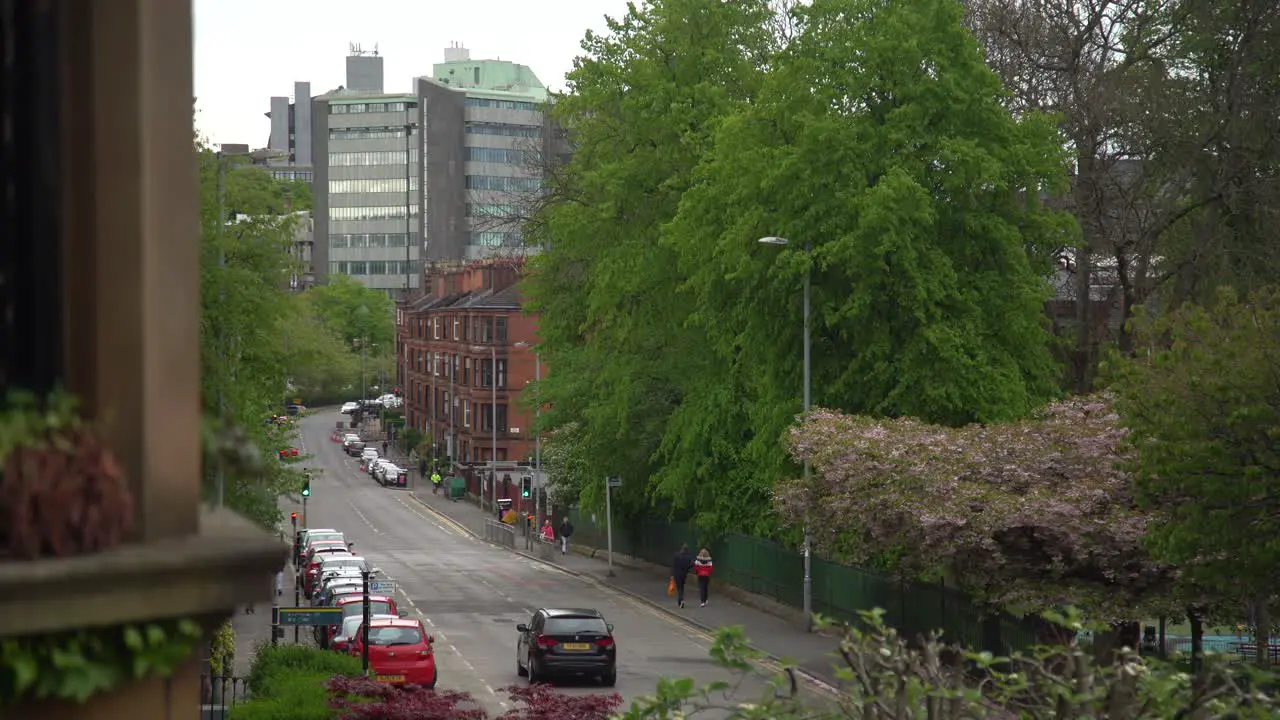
(308, 533, 342, 544)
(544, 617, 609, 635)
(343, 601, 392, 617)
(369, 626, 424, 646)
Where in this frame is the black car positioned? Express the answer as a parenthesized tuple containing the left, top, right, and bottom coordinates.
(516, 608, 616, 686)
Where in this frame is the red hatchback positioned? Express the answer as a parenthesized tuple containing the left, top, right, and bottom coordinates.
(349, 618, 437, 688)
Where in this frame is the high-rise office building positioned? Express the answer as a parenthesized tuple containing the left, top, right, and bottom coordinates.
(310, 44, 562, 296)
(416, 44, 560, 261)
(264, 81, 314, 184)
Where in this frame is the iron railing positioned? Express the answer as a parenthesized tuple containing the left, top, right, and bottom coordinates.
(484, 519, 515, 548)
(201, 675, 249, 720)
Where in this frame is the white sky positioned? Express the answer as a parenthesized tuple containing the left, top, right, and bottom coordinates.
(193, 0, 632, 146)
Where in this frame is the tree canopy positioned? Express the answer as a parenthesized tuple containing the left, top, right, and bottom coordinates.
(527, 0, 1073, 534)
(1111, 287, 1280, 613)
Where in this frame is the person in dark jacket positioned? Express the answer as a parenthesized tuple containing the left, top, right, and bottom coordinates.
(557, 517, 575, 556)
(671, 545, 694, 608)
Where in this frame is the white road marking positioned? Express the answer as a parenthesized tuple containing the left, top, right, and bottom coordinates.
(395, 497, 457, 536)
(349, 503, 382, 535)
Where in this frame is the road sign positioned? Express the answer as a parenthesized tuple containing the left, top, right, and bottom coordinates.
(278, 607, 343, 626)
(370, 581, 397, 594)
(607, 476, 622, 488)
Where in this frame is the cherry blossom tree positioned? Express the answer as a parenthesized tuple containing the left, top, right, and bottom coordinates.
(779, 394, 1175, 618)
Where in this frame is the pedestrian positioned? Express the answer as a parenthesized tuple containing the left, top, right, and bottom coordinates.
(431, 471, 443, 496)
(693, 548, 714, 607)
(540, 519, 555, 543)
(671, 545, 694, 608)
(558, 516, 575, 556)
(381, 440, 388, 455)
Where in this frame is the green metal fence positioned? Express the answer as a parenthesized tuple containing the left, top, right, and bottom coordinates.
(565, 510, 1042, 656)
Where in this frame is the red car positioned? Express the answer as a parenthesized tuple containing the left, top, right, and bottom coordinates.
(349, 617, 437, 688)
(279, 447, 299, 458)
(303, 544, 352, 594)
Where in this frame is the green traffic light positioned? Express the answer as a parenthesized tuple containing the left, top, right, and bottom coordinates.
(522, 489, 530, 498)
(302, 480, 311, 497)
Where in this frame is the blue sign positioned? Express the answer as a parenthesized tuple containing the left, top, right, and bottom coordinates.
(370, 581, 397, 594)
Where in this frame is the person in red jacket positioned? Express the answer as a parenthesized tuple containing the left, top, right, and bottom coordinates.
(693, 548, 714, 607)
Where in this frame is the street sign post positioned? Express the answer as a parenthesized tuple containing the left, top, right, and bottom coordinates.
(370, 580, 397, 594)
(605, 476, 621, 576)
(277, 607, 343, 626)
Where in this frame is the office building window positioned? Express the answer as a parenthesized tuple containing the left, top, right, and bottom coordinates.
(328, 177, 419, 194)
(464, 122, 541, 138)
(329, 205, 419, 221)
(330, 102, 415, 114)
(330, 233, 419, 249)
(329, 126, 418, 141)
(464, 147, 526, 164)
(465, 97, 538, 112)
(269, 169, 313, 182)
(469, 231, 520, 247)
(465, 203, 514, 219)
(329, 150, 420, 166)
(465, 175, 542, 193)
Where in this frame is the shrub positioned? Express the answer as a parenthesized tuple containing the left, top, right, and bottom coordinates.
(498, 684, 622, 719)
(327, 675, 485, 719)
(229, 672, 334, 720)
(245, 644, 364, 703)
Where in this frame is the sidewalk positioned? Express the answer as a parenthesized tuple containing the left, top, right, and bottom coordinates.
(229, 549, 310, 677)
(410, 487, 843, 688)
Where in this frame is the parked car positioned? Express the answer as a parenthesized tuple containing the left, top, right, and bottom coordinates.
(345, 440, 366, 456)
(360, 448, 379, 468)
(316, 594, 401, 647)
(516, 608, 616, 686)
(341, 402, 359, 414)
(349, 617, 437, 688)
(333, 613, 398, 654)
(371, 459, 395, 482)
(278, 447, 299, 458)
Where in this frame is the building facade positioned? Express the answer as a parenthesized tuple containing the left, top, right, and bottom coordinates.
(312, 92, 423, 296)
(416, 45, 561, 261)
(397, 259, 541, 500)
(265, 80, 314, 184)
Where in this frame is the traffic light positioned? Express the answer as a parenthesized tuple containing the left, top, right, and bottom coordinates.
(290, 512, 298, 527)
(520, 475, 532, 498)
(301, 478, 311, 497)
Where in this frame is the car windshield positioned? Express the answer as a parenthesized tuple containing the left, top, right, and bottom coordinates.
(544, 617, 609, 635)
(322, 557, 363, 568)
(308, 534, 343, 544)
(369, 626, 424, 646)
(343, 601, 392, 617)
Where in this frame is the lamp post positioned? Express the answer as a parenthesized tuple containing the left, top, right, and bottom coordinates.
(356, 305, 370, 408)
(471, 342, 498, 514)
(513, 342, 541, 530)
(758, 235, 813, 632)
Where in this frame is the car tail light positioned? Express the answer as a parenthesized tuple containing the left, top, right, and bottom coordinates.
(596, 637, 615, 648)
(535, 635, 558, 649)
(417, 649, 433, 658)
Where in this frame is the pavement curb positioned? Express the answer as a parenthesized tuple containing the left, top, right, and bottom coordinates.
(408, 493, 840, 695)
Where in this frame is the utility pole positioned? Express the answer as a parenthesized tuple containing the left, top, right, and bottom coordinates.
(490, 342, 498, 515)
(215, 150, 227, 508)
(404, 107, 413, 296)
(533, 351, 542, 533)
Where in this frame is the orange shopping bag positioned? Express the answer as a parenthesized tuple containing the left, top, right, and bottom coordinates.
(667, 577, 676, 597)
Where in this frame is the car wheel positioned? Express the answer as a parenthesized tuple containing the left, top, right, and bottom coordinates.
(601, 667, 617, 687)
(526, 653, 539, 683)
(516, 651, 527, 677)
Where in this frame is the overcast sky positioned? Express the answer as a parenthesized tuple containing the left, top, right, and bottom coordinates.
(194, 0, 631, 146)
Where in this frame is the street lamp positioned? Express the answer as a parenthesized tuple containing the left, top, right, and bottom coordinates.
(356, 305, 371, 407)
(513, 341, 541, 531)
(471, 342, 498, 515)
(758, 235, 814, 632)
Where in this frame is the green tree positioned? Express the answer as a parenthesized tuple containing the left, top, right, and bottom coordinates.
(277, 293, 359, 406)
(198, 146, 309, 529)
(523, 0, 778, 530)
(306, 275, 395, 350)
(1111, 287, 1280, 666)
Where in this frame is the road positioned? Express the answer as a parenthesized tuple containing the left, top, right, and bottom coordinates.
(293, 412, 783, 717)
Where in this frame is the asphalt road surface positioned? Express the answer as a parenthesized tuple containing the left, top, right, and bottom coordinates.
(293, 412, 792, 717)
